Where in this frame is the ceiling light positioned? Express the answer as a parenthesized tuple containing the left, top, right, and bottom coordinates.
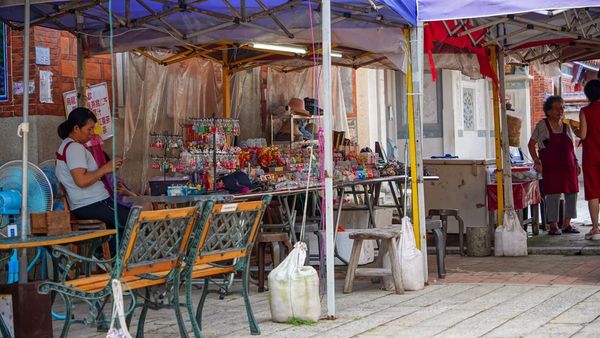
(533, 9, 567, 16)
(331, 51, 343, 58)
(251, 43, 307, 54)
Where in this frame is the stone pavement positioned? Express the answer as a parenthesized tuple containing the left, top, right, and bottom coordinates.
(57, 254, 600, 338)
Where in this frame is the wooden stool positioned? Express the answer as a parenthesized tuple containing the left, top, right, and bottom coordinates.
(256, 232, 293, 292)
(343, 227, 404, 294)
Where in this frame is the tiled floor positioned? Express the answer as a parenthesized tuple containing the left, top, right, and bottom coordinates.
(52, 254, 600, 337)
(428, 255, 600, 286)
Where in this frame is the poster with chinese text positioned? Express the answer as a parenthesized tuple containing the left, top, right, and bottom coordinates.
(63, 82, 112, 140)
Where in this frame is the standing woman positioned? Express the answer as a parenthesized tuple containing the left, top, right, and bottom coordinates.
(579, 80, 600, 240)
(55, 107, 130, 231)
(528, 96, 580, 235)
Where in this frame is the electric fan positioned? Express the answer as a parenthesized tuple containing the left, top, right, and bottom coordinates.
(0, 160, 54, 216)
(39, 159, 63, 210)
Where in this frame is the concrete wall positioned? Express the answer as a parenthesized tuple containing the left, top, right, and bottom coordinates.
(357, 68, 382, 150)
(0, 116, 63, 165)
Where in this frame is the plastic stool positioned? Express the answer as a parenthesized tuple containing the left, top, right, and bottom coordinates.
(427, 209, 465, 256)
(426, 219, 446, 278)
(255, 232, 293, 293)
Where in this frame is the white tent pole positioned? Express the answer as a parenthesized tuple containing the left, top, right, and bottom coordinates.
(18, 0, 31, 284)
(498, 51, 515, 209)
(410, 23, 428, 281)
(322, 0, 335, 319)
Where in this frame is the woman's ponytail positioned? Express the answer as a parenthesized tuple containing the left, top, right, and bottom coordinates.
(57, 120, 72, 139)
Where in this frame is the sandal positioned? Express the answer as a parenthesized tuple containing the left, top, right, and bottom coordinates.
(548, 227, 562, 235)
(585, 230, 600, 240)
(562, 225, 581, 233)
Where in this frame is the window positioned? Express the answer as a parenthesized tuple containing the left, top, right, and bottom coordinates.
(462, 87, 475, 131)
(561, 64, 573, 77)
(396, 71, 443, 138)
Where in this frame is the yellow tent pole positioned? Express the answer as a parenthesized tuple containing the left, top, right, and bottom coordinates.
(404, 29, 421, 249)
(222, 49, 231, 118)
(490, 46, 504, 226)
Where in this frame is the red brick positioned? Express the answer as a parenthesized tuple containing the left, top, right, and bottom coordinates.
(101, 63, 113, 79)
(85, 63, 102, 80)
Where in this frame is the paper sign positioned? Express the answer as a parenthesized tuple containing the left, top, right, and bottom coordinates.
(35, 46, 50, 65)
(63, 82, 112, 140)
(220, 204, 238, 213)
(39, 70, 53, 103)
(13, 81, 34, 95)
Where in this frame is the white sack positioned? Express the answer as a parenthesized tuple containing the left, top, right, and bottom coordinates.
(268, 242, 320, 323)
(383, 217, 425, 291)
(494, 208, 528, 257)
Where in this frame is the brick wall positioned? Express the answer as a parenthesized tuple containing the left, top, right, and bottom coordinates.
(0, 26, 115, 118)
(529, 69, 578, 130)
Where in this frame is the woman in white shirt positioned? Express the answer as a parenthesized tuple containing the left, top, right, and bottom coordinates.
(56, 107, 130, 232)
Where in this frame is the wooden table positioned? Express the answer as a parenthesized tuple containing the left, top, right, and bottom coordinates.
(0, 230, 116, 250)
(0, 230, 116, 337)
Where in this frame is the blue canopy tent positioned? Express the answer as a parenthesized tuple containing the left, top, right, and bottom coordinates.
(0, 0, 418, 320)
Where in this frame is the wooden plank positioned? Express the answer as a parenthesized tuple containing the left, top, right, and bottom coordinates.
(354, 268, 393, 277)
(349, 227, 402, 240)
(0, 230, 115, 250)
(138, 207, 196, 221)
(196, 249, 247, 264)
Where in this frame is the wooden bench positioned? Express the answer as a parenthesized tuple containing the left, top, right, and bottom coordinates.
(181, 196, 272, 337)
(343, 226, 404, 294)
(38, 202, 207, 338)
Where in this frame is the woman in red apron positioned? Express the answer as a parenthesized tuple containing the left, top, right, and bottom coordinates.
(579, 80, 600, 240)
(528, 96, 580, 235)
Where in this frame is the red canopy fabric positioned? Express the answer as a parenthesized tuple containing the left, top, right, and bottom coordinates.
(424, 21, 498, 85)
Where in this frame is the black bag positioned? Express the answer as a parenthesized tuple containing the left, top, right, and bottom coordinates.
(304, 97, 322, 115)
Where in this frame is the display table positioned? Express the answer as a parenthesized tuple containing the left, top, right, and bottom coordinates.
(486, 180, 541, 210)
(486, 180, 541, 234)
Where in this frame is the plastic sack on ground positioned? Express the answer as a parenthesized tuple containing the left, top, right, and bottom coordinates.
(494, 208, 528, 256)
(383, 217, 425, 291)
(268, 242, 320, 323)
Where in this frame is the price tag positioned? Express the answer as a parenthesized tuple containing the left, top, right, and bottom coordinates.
(221, 203, 238, 212)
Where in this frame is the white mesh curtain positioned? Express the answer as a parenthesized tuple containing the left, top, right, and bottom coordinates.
(123, 52, 220, 192)
(266, 66, 349, 133)
(231, 68, 262, 140)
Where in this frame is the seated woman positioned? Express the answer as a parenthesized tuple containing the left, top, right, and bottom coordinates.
(55, 107, 130, 231)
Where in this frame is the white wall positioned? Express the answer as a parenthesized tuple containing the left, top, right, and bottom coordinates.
(356, 68, 388, 151)
(442, 70, 494, 159)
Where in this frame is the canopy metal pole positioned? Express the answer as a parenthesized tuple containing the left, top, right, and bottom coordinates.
(408, 23, 428, 280)
(18, 0, 31, 284)
(322, 0, 336, 319)
(76, 13, 84, 107)
(222, 49, 231, 118)
(490, 47, 504, 226)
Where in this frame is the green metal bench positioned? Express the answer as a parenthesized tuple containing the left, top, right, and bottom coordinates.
(38, 201, 208, 338)
(182, 195, 272, 338)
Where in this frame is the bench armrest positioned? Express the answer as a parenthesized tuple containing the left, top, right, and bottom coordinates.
(51, 245, 115, 281)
